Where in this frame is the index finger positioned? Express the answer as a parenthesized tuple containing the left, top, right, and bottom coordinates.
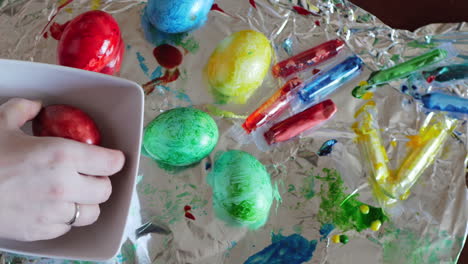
(66, 140, 125, 176)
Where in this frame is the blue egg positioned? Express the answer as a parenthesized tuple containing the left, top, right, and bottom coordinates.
(146, 0, 214, 34)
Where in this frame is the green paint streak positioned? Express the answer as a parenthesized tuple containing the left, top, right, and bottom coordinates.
(189, 194, 208, 209)
(390, 54, 400, 63)
(373, 38, 379, 46)
(293, 224, 303, 234)
(176, 191, 191, 198)
(407, 41, 437, 49)
(317, 168, 388, 232)
(300, 173, 316, 199)
(381, 228, 459, 264)
(288, 184, 296, 192)
(356, 14, 372, 23)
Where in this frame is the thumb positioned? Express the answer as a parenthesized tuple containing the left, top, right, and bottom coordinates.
(0, 98, 42, 130)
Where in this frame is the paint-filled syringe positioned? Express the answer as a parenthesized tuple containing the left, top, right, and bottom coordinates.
(352, 43, 458, 98)
(242, 55, 364, 134)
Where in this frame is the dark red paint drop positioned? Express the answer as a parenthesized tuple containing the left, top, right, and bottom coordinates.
(153, 44, 183, 69)
(426, 75, 436, 83)
(315, 20, 321, 26)
(43, 32, 48, 39)
(293, 6, 313, 16)
(312, 68, 321, 75)
(184, 205, 192, 212)
(185, 212, 196, 220)
(143, 68, 181, 95)
(211, 3, 226, 13)
(249, 0, 257, 8)
(49, 21, 70, 40)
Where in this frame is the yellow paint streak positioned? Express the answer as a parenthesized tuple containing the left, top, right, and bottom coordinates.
(90, 0, 101, 10)
(332, 235, 341, 243)
(362, 92, 374, 100)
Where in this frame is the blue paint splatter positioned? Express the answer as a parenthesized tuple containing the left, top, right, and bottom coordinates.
(205, 162, 212, 170)
(282, 38, 293, 56)
(225, 241, 238, 257)
(401, 85, 408, 93)
(319, 223, 335, 241)
(137, 52, 150, 77)
(244, 233, 317, 264)
(317, 139, 338, 156)
(151, 66, 163, 80)
(135, 53, 192, 105)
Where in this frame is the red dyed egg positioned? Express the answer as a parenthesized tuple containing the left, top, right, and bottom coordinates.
(32, 104, 101, 145)
(57, 10, 124, 75)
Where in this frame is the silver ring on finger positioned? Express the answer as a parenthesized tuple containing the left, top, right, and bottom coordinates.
(66, 203, 80, 226)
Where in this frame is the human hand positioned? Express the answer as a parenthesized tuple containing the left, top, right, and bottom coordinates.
(0, 98, 125, 241)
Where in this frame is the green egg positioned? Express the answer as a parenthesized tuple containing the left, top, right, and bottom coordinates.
(207, 150, 274, 229)
(143, 107, 219, 166)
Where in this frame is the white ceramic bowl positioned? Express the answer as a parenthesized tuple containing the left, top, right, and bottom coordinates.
(0, 59, 144, 262)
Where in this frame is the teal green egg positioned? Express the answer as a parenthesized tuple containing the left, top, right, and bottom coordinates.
(143, 107, 219, 166)
(207, 150, 273, 229)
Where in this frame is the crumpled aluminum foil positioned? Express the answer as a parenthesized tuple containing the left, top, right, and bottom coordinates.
(0, 0, 467, 263)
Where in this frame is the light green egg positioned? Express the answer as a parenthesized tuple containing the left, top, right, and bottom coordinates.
(143, 107, 219, 166)
(207, 150, 274, 229)
(204, 30, 272, 104)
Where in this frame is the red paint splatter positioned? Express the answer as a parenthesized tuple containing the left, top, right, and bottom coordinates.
(211, 3, 226, 13)
(142, 68, 180, 95)
(49, 21, 69, 40)
(315, 20, 321, 26)
(153, 44, 183, 69)
(185, 212, 196, 220)
(249, 0, 257, 8)
(293, 6, 313, 16)
(312, 69, 321, 75)
(184, 205, 192, 212)
(43, 32, 48, 39)
(40, 0, 74, 36)
(426, 75, 436, 83)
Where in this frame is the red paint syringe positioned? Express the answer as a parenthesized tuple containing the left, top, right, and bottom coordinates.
(272, 39, 345, 79)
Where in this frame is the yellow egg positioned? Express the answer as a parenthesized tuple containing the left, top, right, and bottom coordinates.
(204, 30, 272, 104)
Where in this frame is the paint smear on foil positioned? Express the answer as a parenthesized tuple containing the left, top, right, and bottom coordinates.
(377, 227, 463, 264)
(244, 233, 318, 264)
(316, 168, 388, 232)
(319, 223, 335, 241)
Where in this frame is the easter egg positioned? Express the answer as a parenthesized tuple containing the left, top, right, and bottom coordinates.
(143, 107, 218, 166)
(207, 150, 274, 229)
(57, 10, 124, 75)
(204, 30, 272, 104)
(32, 104, 101, 145)
(146, 0, 214, 34)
